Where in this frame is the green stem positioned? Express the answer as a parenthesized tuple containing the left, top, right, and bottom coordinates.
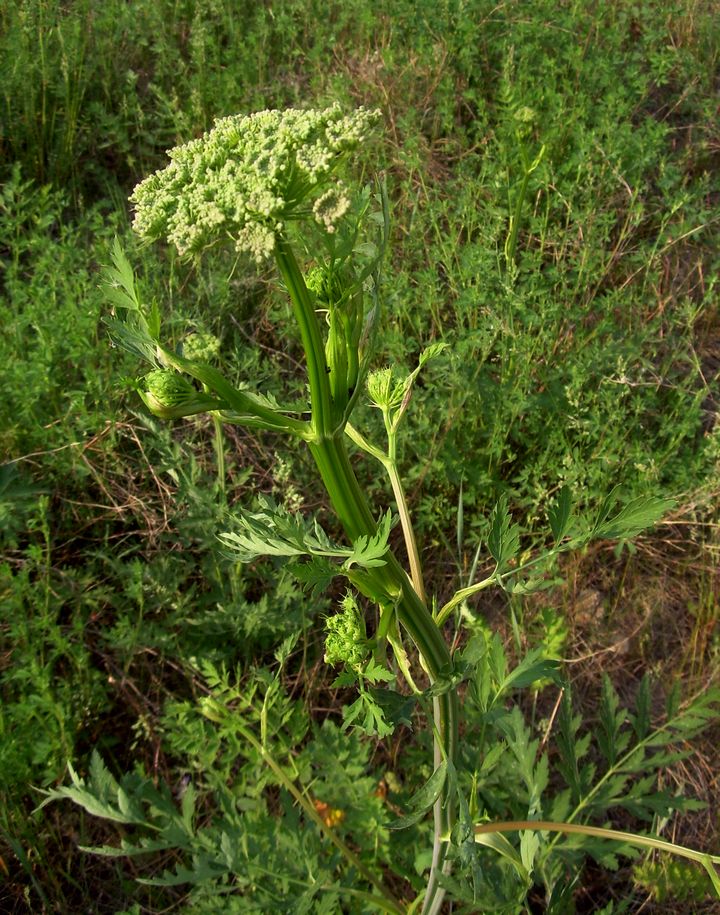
(346, 423, 427, 605)
(474, 820, 720, 871)
(275, 241, 458, 915)
(162, 345, 310, 437)
(504, 166, 530, 269)
(504, 143, 545, 271)
(275, 238, 333, 437)
(211, 413, 226, 494)
(387, 430, 427, 606)
(435, 576, 495, 626)
(312, 432, 457, 915)
(435, 542, 567, 626)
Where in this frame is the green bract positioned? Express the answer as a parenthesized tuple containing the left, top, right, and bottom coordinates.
(130, 105, 380, 261)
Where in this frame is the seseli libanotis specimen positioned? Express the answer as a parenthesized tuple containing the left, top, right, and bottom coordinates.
(128, 104, 458, 914)
(91, 105, 717, 912)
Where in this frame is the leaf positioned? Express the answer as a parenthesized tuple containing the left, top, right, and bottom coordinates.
(342, 691, 394, 739)
(504, 575, 558, 595)
(520, 829, 541, 872)
(548, 486, 573, 544)
(487, 495, 520, 574)
(367, 687, 417, 730)
(592, 488, 674, 541)
(105, 237, 141, 311)
(221, 500, 391, 574)
(37, 752, 137, 824)
(417, 341, 450, 368)
(344, 510, 391, 569)
(388, 761, 448, 829)
(286, 557, 338, 598)
(556, 689, 584, 804)
(103, 316, 161, 366)
(474, 830, 531, 883)
(362, 657, 396, 685)
(498, 648, 562, 692)
(219, 498, 345, 562)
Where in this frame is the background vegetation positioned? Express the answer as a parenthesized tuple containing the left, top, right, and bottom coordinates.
(1, 0, 718, 911)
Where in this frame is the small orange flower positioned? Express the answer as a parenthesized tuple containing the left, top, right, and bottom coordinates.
(314, 799, 345, 828)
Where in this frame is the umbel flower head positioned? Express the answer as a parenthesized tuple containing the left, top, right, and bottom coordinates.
(131, 105, 380, 262)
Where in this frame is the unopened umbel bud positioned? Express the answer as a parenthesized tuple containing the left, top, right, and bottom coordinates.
(139, 369, 224, 419)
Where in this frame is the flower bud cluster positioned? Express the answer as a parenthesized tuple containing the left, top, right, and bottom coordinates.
(324, 593, 368, 670)
(306, 262, 363, 421)
(182, 331, 221, 363)
(131, 106, 380, 262)
(139, 369, 223, 419)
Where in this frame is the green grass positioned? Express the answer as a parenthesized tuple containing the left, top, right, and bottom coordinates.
(1, 0, 718, 911)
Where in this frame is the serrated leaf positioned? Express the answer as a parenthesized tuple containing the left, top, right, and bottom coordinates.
(479, 743, 506, 776)
(388, 341, 450, 425)
(103, 316, 161, 366)
(548, 486, 573, 544)
(180, 784, 195, 834)
(503, 575, 557, 595)
(598, 675, 627, 766)
(221, 500, 391, 575)
(362, 657, 396, 685)
(417, 341, 449, 367)
(286, 557, 338, 598)
(342, 692, 394, 738)
(344, 510, 391, 569)
(593, 489, 674, 541)
(106, 237, 140, 310)
(488, 495, 520, 574)
(219, 498, 346, 562)
(555, 689, 584, 804)
(37, 753, 136, 824)
(368, 687, 417, 730)
(520, 829, 541, 872)
(331, 670, 358, 689)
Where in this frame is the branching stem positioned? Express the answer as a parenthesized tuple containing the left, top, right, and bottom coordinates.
(275, 241, 458, 915)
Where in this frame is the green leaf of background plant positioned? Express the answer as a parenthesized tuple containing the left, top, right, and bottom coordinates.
(592, 488, 674, 541)
(548, 486, 573, 544)
(488, 495, 520, 574)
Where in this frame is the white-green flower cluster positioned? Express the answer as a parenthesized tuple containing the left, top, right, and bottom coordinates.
(182, 331, 221, 363)
(131, 105, 380, 261)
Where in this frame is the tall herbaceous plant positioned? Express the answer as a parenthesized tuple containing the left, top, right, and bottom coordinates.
(43, 107, 720, 912)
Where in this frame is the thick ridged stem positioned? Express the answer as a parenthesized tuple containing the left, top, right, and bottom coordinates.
(275, 237, 332, 438)
(275, 241, 458, 911)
